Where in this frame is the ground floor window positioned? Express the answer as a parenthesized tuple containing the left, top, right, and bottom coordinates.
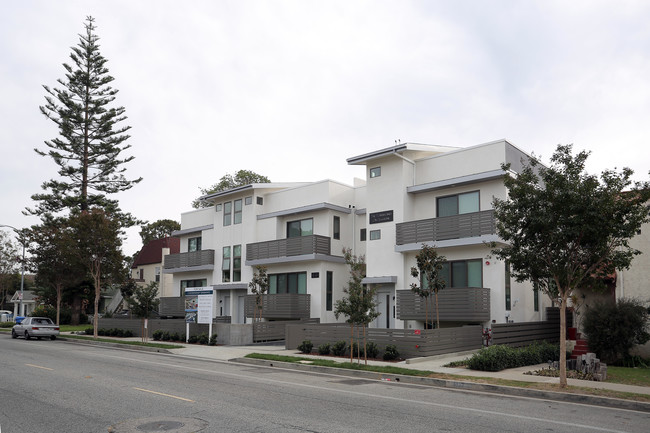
(269, 272, 307, 294)
(180, 279, 208, 296)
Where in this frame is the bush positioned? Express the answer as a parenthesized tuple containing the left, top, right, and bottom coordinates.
(0, 322, 15, 328)
(366, 342, 379, 359)
(170, 332, 180, 342)
(188, 334, 198, 344)
(161, 331, 171, 341)
(583, 298, 650, 364)
(383, 344, 400, 361)
(209, 334, 218, 346)
(152, 330, 164, 341)
(123, 330, 134, 338)
(331, 340, 347, 356)
(298, 340, 313, 354)
(467, 341, 561, 371)
(317, 343, 331, 355)
(84, 327, 94, 335)
(197, 333, 209, 345)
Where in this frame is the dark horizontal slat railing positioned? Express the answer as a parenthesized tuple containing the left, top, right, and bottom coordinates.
(245, 294, 311, 319)
(246, 235, 331, 261)
(396, 209, 496, 245)
(396, 288, 490, 322)
(164, 249, 214, 269)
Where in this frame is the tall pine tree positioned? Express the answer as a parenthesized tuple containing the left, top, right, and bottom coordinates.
(29, 16, 141, 223)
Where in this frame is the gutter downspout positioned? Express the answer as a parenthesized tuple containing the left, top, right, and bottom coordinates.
(392, 149, 416, 185)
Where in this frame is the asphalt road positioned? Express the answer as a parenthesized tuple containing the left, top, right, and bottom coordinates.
(1, 336, 648, 433)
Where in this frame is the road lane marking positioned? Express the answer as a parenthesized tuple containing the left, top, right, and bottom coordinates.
(133, 387, 194, 402)
(25, 363, 53, 371)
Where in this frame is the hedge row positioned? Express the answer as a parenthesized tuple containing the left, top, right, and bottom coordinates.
(467, 341, 561, 371)
(298, 340, 400, 361)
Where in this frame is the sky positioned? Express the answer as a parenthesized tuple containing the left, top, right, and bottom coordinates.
(2, 0, 650, 256)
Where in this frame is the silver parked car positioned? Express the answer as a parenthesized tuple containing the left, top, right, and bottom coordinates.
(12, 317, 60, 340)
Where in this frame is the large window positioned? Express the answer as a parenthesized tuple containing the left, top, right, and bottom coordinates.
(505, 261, 511, 310)
(188, 236, 202, 252)
(437, 191, 480, 217)
(233, 245, 241, 282)
(326, 271, 333, 311)
(287, 218, 313, 238)
(333, 216, 340, 240)
(180, 279, 207, 296)
(437, 259, 482, 288)
(222, 246, 231, 282)
(269, 272, 307, 294)
(223, 201, 232, 226)
(234, 199, 242, 224)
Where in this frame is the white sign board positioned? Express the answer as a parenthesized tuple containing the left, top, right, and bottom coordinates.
(185, 287, 214, 324)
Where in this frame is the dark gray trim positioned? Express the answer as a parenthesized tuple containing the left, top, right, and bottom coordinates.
(407, 170, 504, 194)
(355, 208, 367, 215)
(171, 224, 214, 237)
(395, 235, 501, 252)
(361, 276, 397, 284)
(257, 202, 352, 220)
(199, 184, 253, 201)
(162, 265, 214, 274)
(246, 253, 346, 266)
(347, 144, 407, 165)
(212, 283, 248, 290)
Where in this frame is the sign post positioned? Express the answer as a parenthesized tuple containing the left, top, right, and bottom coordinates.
(184, 287, 214, 342)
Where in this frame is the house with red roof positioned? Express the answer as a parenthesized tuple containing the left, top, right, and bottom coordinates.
(131, 237, 180, 298)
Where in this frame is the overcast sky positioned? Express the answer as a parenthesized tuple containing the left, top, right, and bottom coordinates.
(2, 0, 649, 256)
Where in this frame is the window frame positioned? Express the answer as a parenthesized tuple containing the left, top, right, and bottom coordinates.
(436, 190, 480, 217)
(222, 246, 231, 282)
(234, 199, 242, 224)
(287, 218, 313, 238)
(439, 258, 483, 288)
(233, 245, 242, 282)
(188, 236, 202, 252)
(268, 272, 307, 294)
(369, 167, 381, 178)
(180, 278, 207, 296)
(223, 201, 232, 226)
(369, 229, 381, 240)
(326, 271, 333, 311)
(333, 216, 340, 240)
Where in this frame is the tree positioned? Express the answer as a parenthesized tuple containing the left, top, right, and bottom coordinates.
(410, 244, 446, 329)
(139, 219, 180, 245)
(491, 144, 650, 387)
(28, 16, 141, 224)
(248, 265, 269, 323)
(126, 282, 160, 342)
(192, 170, 270, 208)
(0, 230, 19, 311)
(70, 208, 125, 338)
(334, 249, 379, 364)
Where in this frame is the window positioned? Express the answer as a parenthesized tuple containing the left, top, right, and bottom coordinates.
(333, 216, 340, 240)
(326, 271, 333, 311)
(439, 259, 482, 288)
(360, 228, 366, 241)
(256, 196, 263, 205)
(155, 267, 160, 283)
(269, 272, 307, 294)
(533, 282, 539, 312)
(139, 269, 144, 280)
(234, 199, 242, 224)
(222, 246, 231, 282)
(287, 218, 313, 238)
(216, 203, 222, 211)
(505, 261, 511, 310)
(233, 245, 241, 282)
(188, 236, 202, 252)
(369, 229, 381, 240)
(437, 191, 480, 217)
(245, 196, 252, 205)
(370, 167, 381, 178)
(223, 201, 232, 226)
(180, 279, 207, 296)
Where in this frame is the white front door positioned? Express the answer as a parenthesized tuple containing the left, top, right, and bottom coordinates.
(237, 295, 246, 324)
(372, 287, 393, 329)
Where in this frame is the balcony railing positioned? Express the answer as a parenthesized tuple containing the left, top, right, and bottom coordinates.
(244, 294, 311, 319)
(246, 235, 331, 261)
(396, 288, 490, 322)
(164, 249, 214, 270)
(395, 210, 496, 245)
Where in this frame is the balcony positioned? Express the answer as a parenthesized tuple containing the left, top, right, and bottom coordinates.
(163, 249, 214, 272)
(244, 294, 311, 320)
(396, 288, 490, 322)
(246, 235, 343, 265)
(395, 210, 496, 249)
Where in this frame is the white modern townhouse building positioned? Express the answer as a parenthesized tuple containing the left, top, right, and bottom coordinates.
(163, 139, 547, 330)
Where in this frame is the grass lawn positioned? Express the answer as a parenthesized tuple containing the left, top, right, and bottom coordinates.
(607, 366, 650, 387)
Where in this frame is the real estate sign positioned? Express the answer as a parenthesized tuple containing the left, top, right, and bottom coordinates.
(184, 287, 214, 324)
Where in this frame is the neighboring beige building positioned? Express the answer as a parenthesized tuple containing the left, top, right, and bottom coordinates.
(131, 237, 180, 298)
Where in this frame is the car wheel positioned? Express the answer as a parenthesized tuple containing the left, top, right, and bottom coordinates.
(11, 330, 17, 339)
(24, 331, 31, 340)
(50, 336, 57, 340)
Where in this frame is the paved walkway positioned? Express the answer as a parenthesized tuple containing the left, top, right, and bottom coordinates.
(63, 333, 650, 397)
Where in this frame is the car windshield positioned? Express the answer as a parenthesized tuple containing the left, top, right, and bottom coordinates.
(32, 318, 54, 325)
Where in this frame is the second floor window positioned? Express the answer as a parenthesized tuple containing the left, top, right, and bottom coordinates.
(439, 259, 482, 288)
(269, 272, 307, 294)
(188, 236, 202, 252)
(333, 216, 340, 240)
(233, 245, 242, 282)
(223, 201, 232, 226)
(437, 191, 480, 217)
(287, 218, 313, 238)
(222, 246, 231, 282)
(234, 199, 242, 224)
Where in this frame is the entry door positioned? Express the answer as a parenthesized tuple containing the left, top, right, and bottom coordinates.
(223, 295, 230, 317)
(373, 288, 393, 329)
(237, 295, 246, 324)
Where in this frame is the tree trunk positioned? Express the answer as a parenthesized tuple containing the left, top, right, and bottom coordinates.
(434, 290, 440, 329)
(363, 325, 367, 365)
(55, 283, 62, 326)
(71, 295, 81, 325)
(350, 324, 354, 363)
(559, 293, 568, 388)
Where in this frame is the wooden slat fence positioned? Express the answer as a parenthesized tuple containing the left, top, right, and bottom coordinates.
(253, 318, 320, 342)
(286, 323, 482, 358)
(245, 294, 311, 319)
(490, 307, 573, 347)
(396, 210, 495, 245)
(396, 288, 490, 322)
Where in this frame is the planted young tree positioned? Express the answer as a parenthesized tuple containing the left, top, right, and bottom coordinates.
(410, 244, 446, 329)
(139, 219, 180, 245)
(70, 208, 125, 338)
(126, 282, 160, 342)
(491, 144, 650, 387)
(249, 265, 269, 323)
(193, 170, 270, 208)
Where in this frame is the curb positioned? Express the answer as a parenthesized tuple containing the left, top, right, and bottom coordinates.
(233, 357, 650, 413)
(58, 336, 172, 354)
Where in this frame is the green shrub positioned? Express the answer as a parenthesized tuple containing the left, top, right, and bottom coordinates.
(161, 331, 171, 341)
(152, 330, 163, 341)
(188, 334, 198, 344)
(209, 334, 218, 346)
(180, 334, 186, 343)
(197, 332, 209, 345)
(84, 327, 94, 335)
(331, 340, 347, 356)
(317, 343, 331, 355)
(583, 298, 650, 364)
(383, 344, 399, 361)
(98, 328, 107, 336)
(366, 342, 379, 359)
(170, 332, 180, 342)
(298, 340, 313, 354)
(467, 341, 561, 371)
(1, 321, 15, 328)
(123, 330, 134, 338)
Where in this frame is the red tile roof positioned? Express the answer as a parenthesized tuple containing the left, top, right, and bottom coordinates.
(132, 237, 180, 267)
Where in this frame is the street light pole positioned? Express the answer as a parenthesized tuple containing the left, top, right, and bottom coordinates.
(0, 224, 26, 317)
